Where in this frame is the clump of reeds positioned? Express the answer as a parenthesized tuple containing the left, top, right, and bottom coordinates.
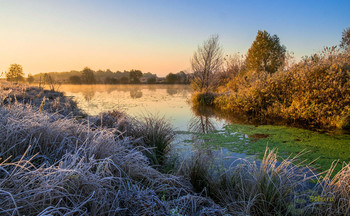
(94, 109, 135, 137)
(95, 111, 175, 167)
(132, 114, 175, 166)
(178, 148, 318, 215)
(177, 150, 213, 193)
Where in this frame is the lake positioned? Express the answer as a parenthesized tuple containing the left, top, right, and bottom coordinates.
(59, 84, 350, 171)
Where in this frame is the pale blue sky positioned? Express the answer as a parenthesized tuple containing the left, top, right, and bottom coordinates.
(1, 0, 349, 75)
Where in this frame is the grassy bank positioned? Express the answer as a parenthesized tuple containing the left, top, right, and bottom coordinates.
(0, 81, 84, 117)
(1, 82, 349, 215)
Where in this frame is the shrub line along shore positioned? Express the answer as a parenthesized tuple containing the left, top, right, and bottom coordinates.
(192, 49, 350, 131)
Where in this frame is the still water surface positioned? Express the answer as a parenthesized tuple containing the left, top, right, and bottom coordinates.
(59, 84, 225, 131)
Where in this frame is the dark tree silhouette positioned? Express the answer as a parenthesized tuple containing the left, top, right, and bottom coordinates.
(129, 69, 142, 84)
(81, 67, 96, 84)
(6, 64, 24, 82)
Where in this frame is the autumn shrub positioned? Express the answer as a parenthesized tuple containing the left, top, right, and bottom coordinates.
(215, 48, 350, 129)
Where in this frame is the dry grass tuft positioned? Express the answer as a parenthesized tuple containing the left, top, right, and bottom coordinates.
(305, 161, 350, 215)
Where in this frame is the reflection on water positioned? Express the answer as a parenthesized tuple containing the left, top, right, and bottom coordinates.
(166, 88, 178, 96)
(83, 89, 95, 102)
(59, 84, 225, 131)
(189, 115, 217, 134)
(189, 106, 218, 134)
(130, 89, 143, 99)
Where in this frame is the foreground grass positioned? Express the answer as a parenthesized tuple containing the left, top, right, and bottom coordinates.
(0, 83, 223, 215)
(178, 147, 350, 215)
(0, 103, 225, 215)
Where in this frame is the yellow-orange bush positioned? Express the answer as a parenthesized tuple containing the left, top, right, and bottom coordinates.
(215, 49, 350, 129)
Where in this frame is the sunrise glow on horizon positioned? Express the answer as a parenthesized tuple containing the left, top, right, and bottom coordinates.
(1, 0, 349, 76)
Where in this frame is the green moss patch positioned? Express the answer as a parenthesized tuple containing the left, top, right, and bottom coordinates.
(197, 124, 350, 173)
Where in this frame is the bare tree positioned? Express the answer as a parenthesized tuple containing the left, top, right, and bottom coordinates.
(219, 53, 246, 80)
(44, 73, 61, 91)
(191, 35, 223, 92)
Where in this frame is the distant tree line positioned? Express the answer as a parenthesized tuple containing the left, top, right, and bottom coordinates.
(28, 68, 190, 85)
(1, 65, 190, 85)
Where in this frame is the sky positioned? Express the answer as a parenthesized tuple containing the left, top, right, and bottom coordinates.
(1, 0, 349, 76)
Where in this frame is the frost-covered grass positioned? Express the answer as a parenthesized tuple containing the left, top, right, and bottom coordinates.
(0, 103, 223, 215)
(0, 81, 84, 117)
(94, 111, 175, 167)
(178, 148, 350, 215)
